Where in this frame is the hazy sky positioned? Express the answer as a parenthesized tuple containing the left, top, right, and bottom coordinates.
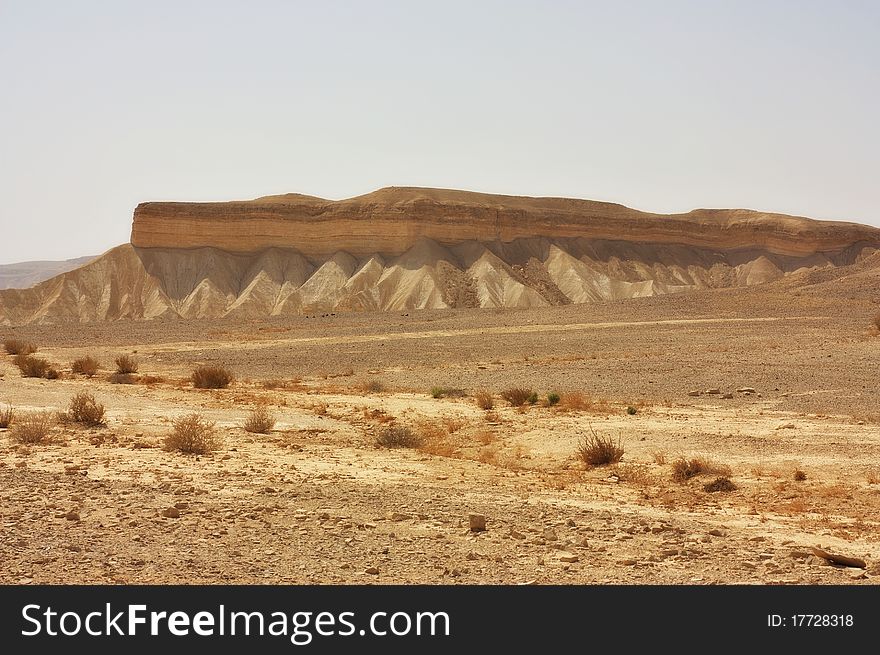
(1, 1, 877, 264)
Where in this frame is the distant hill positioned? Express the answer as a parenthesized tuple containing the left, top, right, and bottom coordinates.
(1, 187, 879, 325)
(0, 256, 96, 290)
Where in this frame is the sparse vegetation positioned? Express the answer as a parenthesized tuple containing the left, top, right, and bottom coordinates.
(67, 391, 106, 427)
(501, 388, 535, 407)
(526, 391, 539, 405)
(0, 404, 14, 428)
(672, 456, 731, 482)
(109, 372, 137, 384)
(191, 365, 233, 389)
(474, 390, 494, 410)
(703, 476, 737, 492)
(577, 427, 624, 467)
(430, 386, 466, 399)
(3, 339, 36, 355)
(114, 354, 139, 374)
(360, 379, 386, 393)
(13, 354, 59, 379)
(243, 406, 275, 434)
(165, 413, 220, 454)
(794, 469, 807, 482)
(376, 425, 422, 448)
(71, 355, 100, 377)
(10, 411, 54, 444)
(546, 392, 561, 406)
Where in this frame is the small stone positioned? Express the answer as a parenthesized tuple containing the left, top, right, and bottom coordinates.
(509, 529, 525, 540)
(706, 388, 721, 395)
(65, 510, 80, 522)
(365, 567, 379, 575)
(688, 390, 702, 397)
(468, 514, 487, 532)
(162, 507, 180, 519)
(174, 502, 189, 510)
(558, 552, 579, 563)
(721, 393, 734, 399)
(388, 512, 410, 522)
(776, 423, 796, 430)
(542, 527, 558, 541)
(847, 569, 867, 580)
(621, 559, 637, 566)
(737, 387, 756, 394)
(649, 522, 667, 534)
(708, 529, 726, 537)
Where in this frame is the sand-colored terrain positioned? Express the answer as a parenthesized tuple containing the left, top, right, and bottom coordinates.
(2, 282, 879, 584)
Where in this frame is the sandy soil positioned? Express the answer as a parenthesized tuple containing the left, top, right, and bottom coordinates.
(1, 287, 879, 584)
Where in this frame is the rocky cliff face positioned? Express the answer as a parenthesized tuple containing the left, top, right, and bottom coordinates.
(130, 187, 879, 258)
(1, 187, 878, 325)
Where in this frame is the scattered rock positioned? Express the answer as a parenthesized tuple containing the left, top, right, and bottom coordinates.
(737, 387, 756, 394)
(706, 388, 721, 395)
(846, 568, 867, 580)
(810, 547, 866, 569)
(542, 527, 558, 541)
(708, 528, 726, 537)
(364, 567, 379, 575)
(558, 552, 579, 563)
(162, 507, 181, 519)
(687, 390, 702, 397)
(776, 423, 796, 430)
(64, 510, 80, 522)
(468, 513, 487, 532)
(174, 502, 189, 510)
(721, 393, 734, 399)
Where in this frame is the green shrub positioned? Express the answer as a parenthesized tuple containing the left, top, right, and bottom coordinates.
(546, 392, 561, 406)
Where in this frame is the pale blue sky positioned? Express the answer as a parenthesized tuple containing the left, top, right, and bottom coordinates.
(1, 0, 877, 264)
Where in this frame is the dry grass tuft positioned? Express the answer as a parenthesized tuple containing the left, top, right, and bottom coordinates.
(14, 354, 59, 379)
(672, 456, 731, 482)
(651, 450, 667, 465)
(67, 391, 106, 426)
(3, 338, 36, 355)
(614, 463, 654, 485)
(577, 427, 624, 467)
(0, 404, 14, 429)
(430, 386, 466, 399)
(10, 411, 54, 444)
(71, 355, 100, 377)
(165, 413, 220, 454)
(501, 387, 536, 407)
(474, 390, 494, 410)
(443, 416, 466, 433)
(703, 476, 737, 493)
(114, 354, 139, 374)
(376, 425, 422, 448)
(192, 365, 233, 389)
(360, 379, 386, 394)
(243, 406, 275, 434)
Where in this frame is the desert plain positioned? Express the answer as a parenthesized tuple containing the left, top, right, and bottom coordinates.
(2, 276, 879, 585)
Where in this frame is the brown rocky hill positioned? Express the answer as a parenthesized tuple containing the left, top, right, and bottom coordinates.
(1, 187, 878, 324)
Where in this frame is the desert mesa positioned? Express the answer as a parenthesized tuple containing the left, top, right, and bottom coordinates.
(1, 186, 878, 324)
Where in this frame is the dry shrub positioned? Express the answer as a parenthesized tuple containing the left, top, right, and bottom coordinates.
(577, 427, 624, 467)
(67, 391, 106, 426)
(417, 424, 457, 457)
(109, 372, 137, 384)
(431, 386, 466, 399)
(71, 355, 100, 377)
(363, 407, 395, 424)
(557, 391, 590, 412)
(4, 339, 36, 355)
(475, 429, 496, 446)
(651, 450, 667, 465)
(703, 476, 737, 493)
(192, 365, 233, 389)
(11, 411, 54, 444)
(243, 406, 275, 434)
(139, 375, 165, 385)
(443, 416, 466, 433)
(474, 390, 494, 410)
(672, 456, 731, 482)
(13, 354, 59, 379)
(360, 379, 386, 394)
(311, 402, 328, 416)
(114, 354, 139, 374)
(165, 413, 220, 454)
(0, 404, 14, 428)
(501, 388, 536, 407)
(478, 445, 499, 465)
(614, 463, 654, 485)
(484, 411, 501, 423)
(794, 469, 807, 482)
(376, 425, 422, 448)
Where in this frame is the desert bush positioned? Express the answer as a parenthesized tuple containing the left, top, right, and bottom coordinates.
(243, 406, 275, 434)
(360, 379, 386, 393)
(67, 391, 106, 427)
(3, 339, 36, 355)
(501, 388, 535, 407)
(651, 450, 667, 465)
(71, 355, 100, 377)
(474, 390, 494, 410)
(114, 354, 139, 374)
(14, 354, 59, 379)
(109, 372, 137, 384)
(703, 476, 737, 493)
(577, 427, 624, 467)
(10, 411, 54, 444)
(546, 392, 561, 406)
(626, 406, 637, 415)
(376, 425, 422, 448)
(671, 456, 731, 482)
(165, 413, 220, 454)
(0, 404, 14, 428)
(557, 391, 591, 412)
(794, 469, 807, 482)
(191, 365, 233, 389)
(430, 386, 466, 399)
